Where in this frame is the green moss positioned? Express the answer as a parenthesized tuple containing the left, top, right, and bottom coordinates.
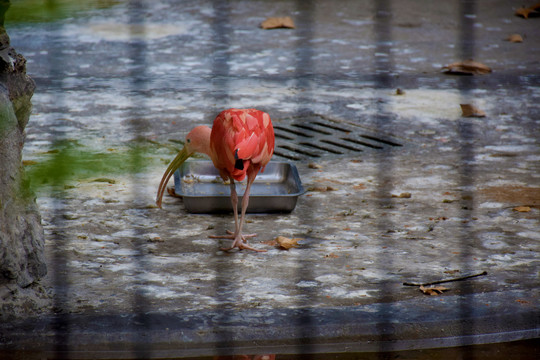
(23, 139, 161, 192)
(5, 0, 122, 24)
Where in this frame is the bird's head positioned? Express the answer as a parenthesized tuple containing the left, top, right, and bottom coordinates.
(184, 125, 211, 155)
(156, 125, 211, 208)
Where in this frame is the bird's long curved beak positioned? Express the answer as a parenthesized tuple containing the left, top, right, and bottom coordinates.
(156, 146, 192, 208)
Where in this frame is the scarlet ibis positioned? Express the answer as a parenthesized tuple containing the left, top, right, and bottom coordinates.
(156, 108, 275, 252)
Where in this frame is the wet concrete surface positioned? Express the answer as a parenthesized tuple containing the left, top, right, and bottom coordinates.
(1, 0, 539, 358)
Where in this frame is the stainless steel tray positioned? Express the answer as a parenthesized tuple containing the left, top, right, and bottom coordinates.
(174, 161, 305, 213)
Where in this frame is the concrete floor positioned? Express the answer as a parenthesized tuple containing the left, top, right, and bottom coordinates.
(1, 0, 539, 358)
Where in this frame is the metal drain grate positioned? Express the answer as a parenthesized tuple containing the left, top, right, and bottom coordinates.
(272, 115, 403, 160)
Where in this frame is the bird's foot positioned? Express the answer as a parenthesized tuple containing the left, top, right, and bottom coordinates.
(210, 231, 266, 252)
(221, 240, 267, 252)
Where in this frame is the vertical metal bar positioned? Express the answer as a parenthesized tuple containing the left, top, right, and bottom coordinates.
(127, 0, 151, 358)
(45, 16, 71, 360)
(51, 207, 70, 359)
(457, 0, 477, 358)
(212, 0, 231, 108)
(211, 0, 235, 356)
(294, 0, 316, 356)
(371, 0, 397, 355)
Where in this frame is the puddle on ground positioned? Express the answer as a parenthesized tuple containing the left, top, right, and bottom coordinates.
(386, 88, 493, 124)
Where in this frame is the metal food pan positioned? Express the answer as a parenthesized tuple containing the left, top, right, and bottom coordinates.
(174, 161, 305, 213)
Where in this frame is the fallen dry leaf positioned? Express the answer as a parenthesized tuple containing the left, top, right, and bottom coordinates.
(419, 285, 449, 295)
(275, 236, 301, 250)
(260, 16, 295, 29)
(460, 104, 486, 117)
(506, 34, 523, 43)
(515, 7, 534, 19)
(515, 3, 540, 18)
(442, 60, 492, 75)
(308, 163, 323, 169)
(307, 185, 337, 192)
(392, 192, 411, 198)
(147, 236, 164, 243)
(513, 206, 531, 212)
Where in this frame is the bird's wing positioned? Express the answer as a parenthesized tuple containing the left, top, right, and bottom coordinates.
(210, 109, 274, 181)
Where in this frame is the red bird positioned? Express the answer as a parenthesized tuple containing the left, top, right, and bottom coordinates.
(156, 108, 275, 252)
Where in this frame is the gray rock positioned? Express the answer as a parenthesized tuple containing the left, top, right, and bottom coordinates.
(0, 0, 48, 320)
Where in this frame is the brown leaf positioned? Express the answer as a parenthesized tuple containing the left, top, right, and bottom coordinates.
(515, 7, 533, 19)
(275, 236, 301, 250)
(308, 163, 323, 169)
(460, 104, 486, 117)
(392, 192, 411, 198)
(515, 3, 540, 19)
(147, 236, 164, 243)
(513, 206, 531, 212)
(419, 285, 449, 295)
(442, 60, 492, 75)
(506, 34, 523, 43)
(261, 16, 295, 29)
(307, 185, 337, 192)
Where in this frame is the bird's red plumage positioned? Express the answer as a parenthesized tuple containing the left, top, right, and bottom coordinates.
(210, 108, 274, 181)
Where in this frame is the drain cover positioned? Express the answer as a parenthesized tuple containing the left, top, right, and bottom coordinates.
(272, 115, 403, 160)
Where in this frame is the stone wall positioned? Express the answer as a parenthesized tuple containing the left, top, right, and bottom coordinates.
(0, 0, 48, 320)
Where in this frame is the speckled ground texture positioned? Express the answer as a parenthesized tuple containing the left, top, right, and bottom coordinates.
(1, 0, 539, 358)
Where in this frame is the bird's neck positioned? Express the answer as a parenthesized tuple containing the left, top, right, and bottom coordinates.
(191, 125, 212, 157)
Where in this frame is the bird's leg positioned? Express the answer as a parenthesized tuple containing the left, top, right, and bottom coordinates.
(225, 180, 256, 238)
(230, 179, 240, 235)
(227, 176, 265, 252)
(231, 179, 257, 239)
(236, 178, 252, 243)
(212, 173, 265, 252)
(208, 179, 257, 247)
